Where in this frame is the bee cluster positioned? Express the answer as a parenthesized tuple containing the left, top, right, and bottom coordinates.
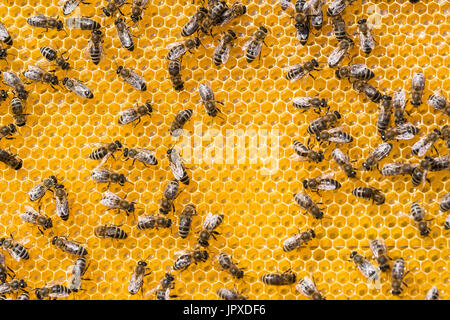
(0, 0, 447, 300)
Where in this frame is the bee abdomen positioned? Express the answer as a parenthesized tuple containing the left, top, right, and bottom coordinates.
(13, 244, 29, 260)
(89, 147, 107, 160)
(40, 46, 57, 60)
(440, 193, 450, 212)
(90, 46, 101, 65)
(352, 187, 371, 199)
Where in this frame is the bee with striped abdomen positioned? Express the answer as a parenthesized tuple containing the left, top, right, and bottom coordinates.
(23, 65, 59, 88)
(199, 83, 224, 118)
(0, 148, 22, 170)
(427, 91, 449, 116)
(440, 193, 450, 212)
(380, 122, 419, 142)
(216, 252, 244, 279)
(69, 257, 89, 292)
(66, 17, 101, 30)
(197, 213, 224, 247)
(326, 0, 356, 16)
(61, 0, 89, 15)
(261, 270, 296, 286)
(411, 128, 441, 156)
(219, 1, 246, 26)
(0, 279, 27, 295)
(357, 18, 375, 54)
(102, 0, 127, 17)
(293, 192, 323, 219)
(181, 8, 208, 37)
(362, 142, 392, 171)
(331, 14, 347, 41)
(2, 71, 28, 100)
(118, 102, 152, 126)
(302, 173, 341, 193)
(425, 287, 439, 300)
(20, 206, 53, 234)
(16, 292, 30, 300)
(173, 247, 209, 271)
(170, 109, 194, 137)
(316, 127, 354, 145)
(0, 124, 17, 141)
(35, 284, 71, 300)
(352, 186, 385, 205)
(213, 30, 237, 66)
(391, 258, 409, 295)
(137, 215, 172, 230)
(28, 176, 57, 202)
(335, 63, 374, 81)
(94, 224, 128, 239)
(62, 77, 94, 99)
(0, 234, 29, 261)
(91, 168, 128, 188)
(51, 236, 88, 256)
(87, 141, 122, 166)
(128, 257, 152, 295)
(123, 147, 158, 167)
(393, 89, 408, 125)
(291, 140, 324, 163)
(369, 239, 390, 272)
(410, 202, 431, 236)
(40, 46, 71, 70)
(331, 147, 357, 178)
(86, 30, 104, 65)
(280, 0, 291, 10)
(53, 184, 69, 221)
(160, 180, 180, 215)
(100, 191, 135, 215)
(349, 251, 379, 281)
(293, 96, 328, 113)
(307, 110, 341, 135)
(208, 0, 228, 25)
(282, 229, 315, 252)
(285, 59, 320, 81)
(353, 80, 382, 103)
(381, 162, 417, 177)
(115, 18, 134, 51)
(117, 66, 147, 91)
(411, 72, 425, 107)
(304, 0, 324, 30)
(328, 37, 354, 68)
(168, 57, 184, 91)
(0, 252, 13, 283)
(154, 273, 176, 300)
(296, 276, 326, 300)
(292, 7, 310, 46)
(243, 26, 268, 63)
(0, 21, 12, 46)
(377, 95, 393, 135)
(166, 37, 201, 61)
(130, 0, 149, 24)
(27, 15, 64, 31)
(167, 147, 190, 185)
(178, 204, 197, 238)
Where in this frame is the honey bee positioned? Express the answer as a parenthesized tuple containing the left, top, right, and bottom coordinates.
(118, 102, 152, 126)
(302, 173, 341, 193)
(168, 57, 184, 91)
(28, 176, 57, 202)
(27, 15, 64, 32)
(427, 91, 449, 116)
(0, 21, 12, 45)
(100, 191, 135, 215)
(425, 287, 439, 300)
(35, 284, 71, 300)
(380, 122, 419, 142)
(66, 17, 101, 30)
(304, 0, 324, 30)
(86, 29, 104, 65)
(357, 18, 375, 54)
(296, 276, 326, 300)
(217, 287, 247, 300)
(115, 18, 134, 51)
(292, 140, 324, 163)
(123, 147, 158, 167)
(331, 147, 357, 178)
(178, 204, 197, 239)
(216, 252, 244, 279)
(243, 26, 268, 63)
(62, 77, 94, 99)
(293, 192, 323, 219)
(411, 128, 441, 156)
(102, 0, 127, 17)
(440, 193, 450, 212)
(208, 0, 228, 25)
(261, 270, 296, 286)
(411, 72, 425, 107)
(2, 71, 29, 100)
(128, 257, 152, 295)
(377, 95, 393, 134)
(0, 279, 27, 295)
(199, 83, 224, 118)
(53, 184, 69, 221)
(181, 7, 209, 37)
(410, 202, 431, 236)
(166, 37, 201, 61)
(155, 273, 176, 300)
(349, 251, 379, 281)
(137, 215, 172, 230)
(130, 0, 149, 24)
(213, 30, 237, 66)
(167, 147, 190, 185)
(326, 0, 356, 17)
(23, 65, 59, 88)
(61, 0, 88, 16)
(391, 258, 409, 295)
(307, 110, 341, 135)
(87, 141, 122, 165)
(219, 1, 246, 26)
(91, 168, 128, 188)
(393, 89, 408, 125)
(380, 162, 417, 177)
(69, 257, 89, 292)
(328, 37, 354, 68)
(292, 8, 310, 45)
(40, 46, 71, 70)
(0, 148, 22, 170)
(170, 109, 194, 137)
(0, 252, 13, 283)
(197, 212, 224, 247)
(0, 234, 29, 261)
(20, 206, 53, 233)
(117, 66, 147, 91)
(316, 127, 354, 144)
(160, 180, 180, 215)
(369, 239, 390, 272)
(362, 142, 392, 171)
(412, 155, 449, 188)
(94, 224, 128, 239)
(352, 187, 385, 205)
(353, 80, 382, 103)
(335, 63, 374, 81)
(51, 236, 88, 256)
(173, 247, 209, 271)
(331, 14, 348, 40)
(0, 123, 17, 141)
(293, 96, 328, 113)
(282, 229, 315, 252)
(285, 59, 320, 81)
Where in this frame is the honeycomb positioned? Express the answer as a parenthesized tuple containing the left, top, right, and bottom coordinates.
(0, 0, 448, 300)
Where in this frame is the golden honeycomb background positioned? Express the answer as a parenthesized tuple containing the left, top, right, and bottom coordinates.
(0, 0, 448, 300)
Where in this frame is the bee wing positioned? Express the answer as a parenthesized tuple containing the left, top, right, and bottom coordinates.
(242, 37, 254, 51)
(360, 261, 379, 280)
(412, 72, 425, 90)
(199, 83, 213, 102)
(174, 250, 190, 257)
(220, 46, 231, 65)
(395, 123, 418, 140)
(411, 136, 432, 157)
(117, 23, 133, 48)
(328, 44, 347, 68)
(134, 0, 149, 6)
(86, 142, 109, 148)
(169, 161, 186, 181)
(293, 96, 312, 108)
(127, 70, 146, 90)
(202, 212, 215, 229)
(0, 22, 10, 41)
(393, 90, 406, 109)
(286, 64, 308, 81)
(350, 63, 368, 75)
(118, 108, 139, 124)
(72, 79, 94, 98)
(318, 172, 335, 180)
(166, 41, 185, 50)
(360, 32, 375, 51)
(373, 143, 392, 160)
(101, 191, 121, 206)
(128, 273, 143, 294)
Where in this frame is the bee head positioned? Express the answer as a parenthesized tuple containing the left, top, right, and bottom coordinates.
(259, 26, 268, 34)
(123, 148, 129, 157)
(44, 218, 53, 229)
(235, 270, 244, 279)
(62, 77, 69, 85)
(0, 238, 4, 245)
(119, 174, 127, 185)
(115, 18, 123, 25)
(302, 179, 309, 189)
(380, 132, 387, 141)
(49, 175, 58, 184)
(311, 59, 319, 68)
(8, 123, 17, 133)
(227, 30, 237, 39)
(309, 229, 316, 238)
(198, 7, 208, 14)
(51, 236, 58, 245)
(350, 251, 357, 259)
(116, 66, 123, 74)
(165, 273, 174, 281)
(51, 76, 59, 86)
(334, 69, 343, 79)
(316, 151, 324, 162)
(145, 102, 153, 113)
(103, 8, 111, 16)
(56, 21, 64, 31)
(358, 18, 367, 25)
(138, 261, 147, 267)
(319, 98, 327, 107)
(0, 90, 8, 99)
(333, 110, 341, 119)
(127, 202, 135, 213)
(193, 37, 201, 47)
(35, 288, 45, 300)
(382, 95, 392, 101)
(433, 128, 441, 135)
(19, 279, 27, 289)
(17, 90, 28, 100)
(14, 159, 23, 170)
(115, 140, 123, 149)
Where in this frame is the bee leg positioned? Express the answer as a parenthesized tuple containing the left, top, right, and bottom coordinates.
(433, 145, 439, 156)
(38, 227, 44, 236)
(133, 118, 141, 128)
(308, 73, 316, 80)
